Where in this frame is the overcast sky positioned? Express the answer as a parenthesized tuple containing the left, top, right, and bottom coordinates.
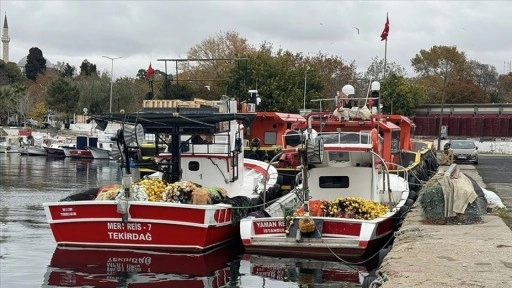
(3, 1, 512, 80)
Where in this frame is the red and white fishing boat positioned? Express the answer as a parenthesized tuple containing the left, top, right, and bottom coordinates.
(44, 100, 279, 252)
(240, 82, 415, 260)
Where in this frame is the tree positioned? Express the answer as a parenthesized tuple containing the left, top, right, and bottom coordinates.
(364, 56, 406, 82)
(0, 60, 23, 85)
(308, 52, 358, 110)
(112, 77, 147, 112)
(497, 73, 512, 103)
(55, 61, 76, 78)
(0, 85, 17, 125)
(226, 43, 324, 113)
(75, 72, 111, 114)
(468, 60, 498, 94)
(411, 45, 470, 104)
(46, 78, 80, 128)
(79, 59, 98, 77)
(25, 47, 47, 81)
(444, 79, 488, 104)
(186, 30, 256, 99)
(381, 73, 426, 116)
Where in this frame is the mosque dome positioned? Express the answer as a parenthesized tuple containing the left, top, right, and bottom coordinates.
(17, 56, 55, 69)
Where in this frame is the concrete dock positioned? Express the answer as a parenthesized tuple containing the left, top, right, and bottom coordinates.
(379, 163, 512, 288)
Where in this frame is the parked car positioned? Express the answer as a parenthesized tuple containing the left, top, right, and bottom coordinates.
(448, 139, 478, 164)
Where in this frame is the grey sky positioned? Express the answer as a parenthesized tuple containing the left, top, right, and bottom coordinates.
(3, 0, 512, 79)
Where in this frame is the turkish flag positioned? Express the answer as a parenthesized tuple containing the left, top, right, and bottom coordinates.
(146, 62, 155, 79)
(380, 15, 389, 41)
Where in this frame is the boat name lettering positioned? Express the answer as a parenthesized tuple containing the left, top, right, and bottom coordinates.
(108, 232, 152, 241)
(107, 256, 152, 265)
(59, 207, 76, 217)
(252, 267, 284, 280)
(107, 222, 144, 230)
(107, 262, 143, 274)
(255, 220, 285, 229)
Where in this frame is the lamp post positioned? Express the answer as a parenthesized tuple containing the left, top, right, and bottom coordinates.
(102, 55, 122, 113)
(303, 66, 309, 114)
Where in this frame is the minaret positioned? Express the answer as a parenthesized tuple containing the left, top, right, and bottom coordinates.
(2, 13, 10, 62)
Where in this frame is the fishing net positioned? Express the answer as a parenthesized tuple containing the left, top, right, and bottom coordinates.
(419, 174, 486, 225)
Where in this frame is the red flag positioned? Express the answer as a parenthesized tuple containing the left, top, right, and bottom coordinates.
(380, 15, 389, 41)
(146, 62, 155, 79)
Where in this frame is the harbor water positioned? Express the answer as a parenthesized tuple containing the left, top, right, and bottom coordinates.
(0, 153, 377, 287)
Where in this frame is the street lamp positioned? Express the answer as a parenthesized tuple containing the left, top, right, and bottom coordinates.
(303, 66, 309, 114)
(102, 55, 122, 113)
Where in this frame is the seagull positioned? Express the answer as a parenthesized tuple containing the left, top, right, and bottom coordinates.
(353, 27, 360, 35)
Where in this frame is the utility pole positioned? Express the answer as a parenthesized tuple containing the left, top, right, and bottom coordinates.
(102, 56, 122, 113)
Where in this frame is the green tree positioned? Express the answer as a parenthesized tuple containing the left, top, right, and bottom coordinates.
(0, 85, 17, 125)
(25, 47, 47, 81)
(381, 73, 426, 116)
(227, 43, 323, 113)
(75, 72, 110, 114)
(46, 78, 80, 128)
(57, 62, 76, 78)
(79, 59, 98, 77)
(0, 60, 23, 85)
(113, 77, 147, 112)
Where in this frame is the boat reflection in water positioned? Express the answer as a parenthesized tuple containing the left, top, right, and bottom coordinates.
(241, 253, 380, 288)
(43, 243, 243, 288)
(43, 242, 380, 287)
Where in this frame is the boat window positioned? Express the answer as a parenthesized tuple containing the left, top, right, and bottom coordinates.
(264, 131, 277, 145)
(391, 130, 400, 153)
(328, 152, 350, 162)
(319, 176, 349, 188)
(188, 161, 200, 171)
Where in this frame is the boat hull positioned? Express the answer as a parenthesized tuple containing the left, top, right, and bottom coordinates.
(44, 201, 239, 252)
(44, 146, 66, 157)
(240, 213, 396, 260)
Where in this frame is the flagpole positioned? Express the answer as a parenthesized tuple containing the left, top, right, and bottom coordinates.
(383, 12, 389, 114)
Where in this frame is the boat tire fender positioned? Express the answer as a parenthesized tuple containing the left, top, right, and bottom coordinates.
(248, 152, 259, 160)
(362, 274, 378, 288)
(407, 190, 418, 202)
(250, 138, 261, 150)
(6, 146, 10, 151)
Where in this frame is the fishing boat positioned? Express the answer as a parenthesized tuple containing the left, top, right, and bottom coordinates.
(239, 82, 421, 260)
(44, 243, 242, 288)
(44, 99, 280, 252)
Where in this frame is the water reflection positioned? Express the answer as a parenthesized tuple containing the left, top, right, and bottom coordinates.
(43, 244, 243, 288)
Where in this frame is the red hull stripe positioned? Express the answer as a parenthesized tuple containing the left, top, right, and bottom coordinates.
(244, 162, 269, 179)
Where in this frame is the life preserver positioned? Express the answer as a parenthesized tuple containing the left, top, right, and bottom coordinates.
(371, 128, 379, 152)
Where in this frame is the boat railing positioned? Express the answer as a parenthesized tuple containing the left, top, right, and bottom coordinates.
(316, 131, 372, 146)
(180, 134, 232, 155)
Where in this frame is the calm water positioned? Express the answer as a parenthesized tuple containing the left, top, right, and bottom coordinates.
(0, 153, 373, 288)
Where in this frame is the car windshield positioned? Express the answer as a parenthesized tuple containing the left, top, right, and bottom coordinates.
(451, 141, 475, 149)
